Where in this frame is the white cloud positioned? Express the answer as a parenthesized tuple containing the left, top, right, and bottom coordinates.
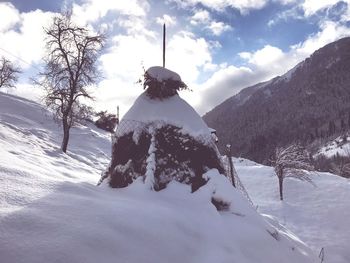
(339, 0, 350, 21)
(239, 45, 284, 67)
(172, 0, 268, 14)
(197, 17, 350, 114)
(195, 65, 260, 114)
(190, 9, 211, 25)
(0, 2, 20, 32)
(156, 14, 176, 26)
(203, 62, 219, 72)
(208, 21, 232, 36)
(267, 5, 304, 27)
(292, 20, 350, 56)
(0, 8, 54, 68)
(100, 34, 159, 81)
(268, 0, 350, 27)
(95, 30, 214, 115)
(100, 28, 214, 87)
(72, 0, 149, 25)
(92, 78, 142, 117)
(302, 0, 342, 17)
(0, 0, 216, 118)
(117, 16, 155, 37)
(190, 9, 232, 35)
(273, 0, 299, 4)
(167, 31, 213, 83)
(97, 27, 214, 115)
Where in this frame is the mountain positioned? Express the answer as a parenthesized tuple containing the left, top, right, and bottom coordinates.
(203, 37, 350, 163)
(0, 91, 317, 263)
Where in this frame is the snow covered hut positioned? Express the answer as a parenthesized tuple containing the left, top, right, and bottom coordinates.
(100, 66, 224, 191)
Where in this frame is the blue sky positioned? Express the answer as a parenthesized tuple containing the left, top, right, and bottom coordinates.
(1, 0, 350, 116)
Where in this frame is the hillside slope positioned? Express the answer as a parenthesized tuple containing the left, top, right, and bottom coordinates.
(204, 37, 350, 162)
(236, 158, 350, 263)
(0, 91, 316, 263)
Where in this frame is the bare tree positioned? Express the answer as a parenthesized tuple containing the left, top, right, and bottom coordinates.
(273, 144, 314, 200)
(0, 57, 21, 89)
(36, 13, 105, 153)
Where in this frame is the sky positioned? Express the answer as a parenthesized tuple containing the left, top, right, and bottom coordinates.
(1, 0, 350, 117)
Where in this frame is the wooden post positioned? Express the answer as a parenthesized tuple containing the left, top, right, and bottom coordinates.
(163, 23, 166, 68)
(116, 105, 119, 124)
(226, 144, 236, 187)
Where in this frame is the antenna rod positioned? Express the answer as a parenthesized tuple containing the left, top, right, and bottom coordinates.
(163, 23, 166, 68)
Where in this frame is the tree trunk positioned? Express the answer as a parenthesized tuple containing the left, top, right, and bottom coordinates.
(61, 117, 70, 153)
(278, 176, 284, 201)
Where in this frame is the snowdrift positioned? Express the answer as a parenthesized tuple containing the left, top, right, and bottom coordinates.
(0, 91, 317, 263)
(235, 158, 350, 263)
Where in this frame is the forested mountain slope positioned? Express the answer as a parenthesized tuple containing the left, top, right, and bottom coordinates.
(203, 37, 350, 163)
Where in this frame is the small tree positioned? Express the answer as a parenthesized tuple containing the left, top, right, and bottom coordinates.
(36, 13, 105, 153)
(0, 57, 21, 89)
(273, 144, 314, 200)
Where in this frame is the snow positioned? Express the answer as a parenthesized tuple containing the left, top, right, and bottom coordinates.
(0, 91, 318, 263)
(121, 92, 211, 136)
(235, 158, 350, 263)
(281, 61, 304, 82)
(144, 128, 156, 189)
(1, 172, 316, 263)
(0, 92, 111, 214)
(316, 136, 350, 158)
(146, 66, 181, 82)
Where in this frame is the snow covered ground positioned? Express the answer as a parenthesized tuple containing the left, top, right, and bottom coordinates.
(0, 92, 111, 215)
(316, 135, 350, 158)
(235, 158, 350, 263)
(1, 91, 344, 263)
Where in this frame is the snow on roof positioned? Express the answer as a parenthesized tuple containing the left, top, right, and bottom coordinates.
(146, 66, 181, 82)
(121, 92, 210, 136)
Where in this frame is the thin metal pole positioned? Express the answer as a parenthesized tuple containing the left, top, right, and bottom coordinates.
(163, 23, 166, 68)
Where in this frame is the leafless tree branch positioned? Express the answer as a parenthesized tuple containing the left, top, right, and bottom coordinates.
(34, 13, 105, 153)
(0, 57, 21, 89)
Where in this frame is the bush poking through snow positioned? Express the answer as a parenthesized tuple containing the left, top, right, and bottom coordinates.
(95, 111, 118, 133)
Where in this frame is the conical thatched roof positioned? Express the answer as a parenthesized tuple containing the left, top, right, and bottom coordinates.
(100, 67, 224, 191)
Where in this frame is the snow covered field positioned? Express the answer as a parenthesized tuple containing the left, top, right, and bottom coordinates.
(1, 91, 347, 263)
(235, 158, 350, 263)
